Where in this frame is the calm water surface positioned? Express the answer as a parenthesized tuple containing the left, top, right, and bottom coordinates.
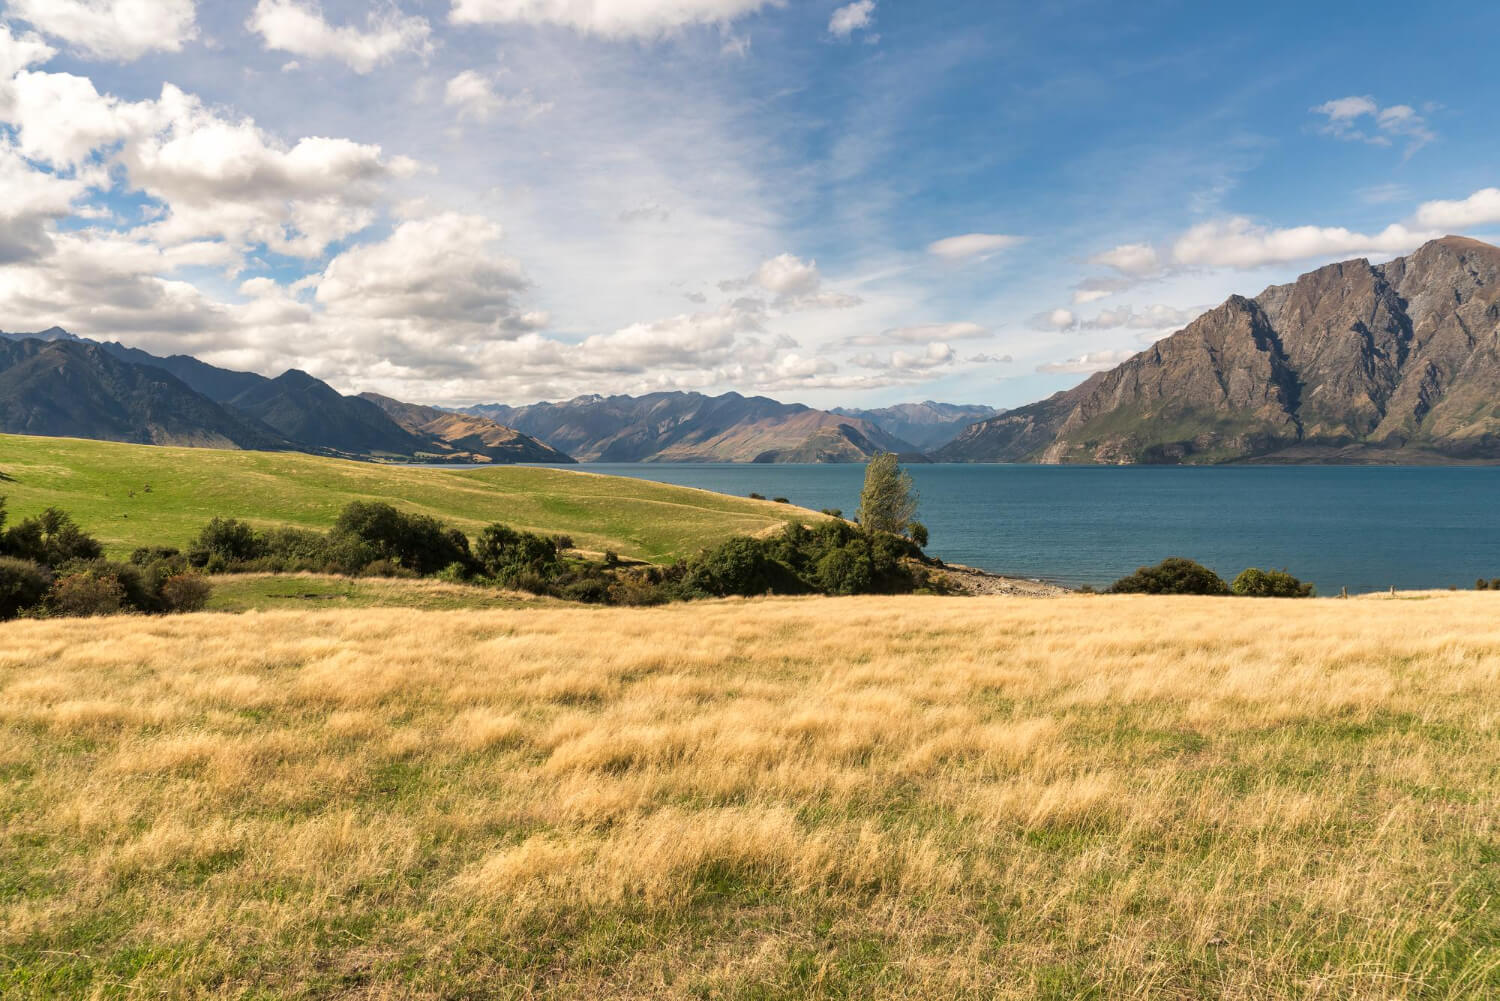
(576, 463, 1500, 594)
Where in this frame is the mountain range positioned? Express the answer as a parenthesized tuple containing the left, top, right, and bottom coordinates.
(0, 330, 571, 465)
(0, 328, 973, 464)
(939, 236, 1500, 464)
(465, 393, 929, 463)
(830, 402, 1000, 451)
(7, 235, 1500, 467)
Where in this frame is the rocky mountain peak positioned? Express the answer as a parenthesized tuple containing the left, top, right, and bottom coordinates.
(938, 236, 1500, 464)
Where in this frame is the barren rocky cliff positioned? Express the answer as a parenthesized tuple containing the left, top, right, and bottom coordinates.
(938, 236, 1500, 464)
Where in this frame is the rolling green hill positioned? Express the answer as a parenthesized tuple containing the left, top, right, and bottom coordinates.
(0, 434, 826, 563)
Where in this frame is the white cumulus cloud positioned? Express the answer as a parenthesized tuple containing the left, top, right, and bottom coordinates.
(316, 213, 536, 334)
(1030, 307, 1076, 331)
(1090, 242, 1161, 277)
(1170, 217, 1433, 271)
(927, 232, 1025, 261)
(1311, 95, 1436, 155)
(1037, 349, 1136, 374)
(448, 0, 779, 37)
(6, 0, 197, 61)
(1413, 188, 1500, 230)
(249, 0, 432, 74)
(828, 0, 875, 38)
(443, 70, 551, 121)
(726, 252, 861, 310)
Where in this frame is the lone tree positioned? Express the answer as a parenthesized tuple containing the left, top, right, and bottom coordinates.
(857, 453, 920, 538)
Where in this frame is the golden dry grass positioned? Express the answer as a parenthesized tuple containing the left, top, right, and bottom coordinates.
(1, 593, 1498, 998)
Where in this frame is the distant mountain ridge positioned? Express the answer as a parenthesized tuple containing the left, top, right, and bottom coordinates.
(465, 392, 924, 463)
(832, 401, 1001, 451)
(360, 394, 573, 465)
(938, 236, 1500, 464)
(0, 338, 289, 451)
(0, 329, 570, 464)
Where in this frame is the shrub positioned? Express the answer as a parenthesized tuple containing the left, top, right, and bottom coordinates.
(476, 524, 559, 581)
(160, 574, 212, 613)
(188, 518, 262, 567)
(1232, 568, 1315, 598)
(816, 544, 874, 596)
(555, 575, 610, 604)
(684, 536, 804, 598)
(907, 521, 929, 549)
(1108, 558, 1230, 596)
(59, 559, 159, 613)
(552, 535, 575, 552)
(130, 546, 182, 566)
(333, 502, 471, 576)
(4, 508, 103, 568)
(773, 497, 791, 505)
(1479, 579, 1491, 591)
(820, 508, 843, 519)
(0, 557, 51, 620)
(360, 559, 418, 579)
(748, 493, 765, 500)
(47, 571, 125, 617)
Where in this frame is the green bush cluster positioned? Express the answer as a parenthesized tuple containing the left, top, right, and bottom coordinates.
(675, 520, 927, 599)
(0, 498, 212, 620)
(1107, 558, 1314, 598)
(1476, 578, 1500, 591)
(1232, 567, 1315, 598)
(181, 500, 935, 606)
(187, 503, 471, 577)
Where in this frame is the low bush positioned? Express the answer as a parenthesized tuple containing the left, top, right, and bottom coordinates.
(188, 518, 262, 567)
(683, 536, 805, 598)
(47, 570, 126, 618)
(160, 574, 213, 613)
(816, 544, 874, 596)
(1108, 558, 1230, 596)
(52, 558, 212, 616)
(1233, 568, 1315, 598)
(0, 557, 51, 620)
(334, 502, 471, 576)
(477, 524, 559, 583)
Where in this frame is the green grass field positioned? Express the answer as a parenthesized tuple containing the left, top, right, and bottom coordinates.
(204, 573, 564, 613)
(0, 434, 824, 563)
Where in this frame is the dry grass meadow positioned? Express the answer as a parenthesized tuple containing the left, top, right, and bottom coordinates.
(2, 593, 1498, 998)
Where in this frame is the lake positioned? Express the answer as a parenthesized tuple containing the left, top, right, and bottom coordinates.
(579, 463, 1500, 594)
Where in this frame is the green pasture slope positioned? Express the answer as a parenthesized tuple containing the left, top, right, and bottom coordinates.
(0, 434, 825, 563)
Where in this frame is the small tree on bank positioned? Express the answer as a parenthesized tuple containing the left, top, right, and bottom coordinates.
(857, 454, 921, 541)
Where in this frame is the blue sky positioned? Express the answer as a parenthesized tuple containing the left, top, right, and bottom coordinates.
(1, 0, 1497, 409)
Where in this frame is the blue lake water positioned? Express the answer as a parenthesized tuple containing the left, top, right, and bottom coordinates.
(579, 463, 1500, 594)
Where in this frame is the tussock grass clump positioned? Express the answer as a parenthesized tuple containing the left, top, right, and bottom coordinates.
(1, 594, 1497, 998)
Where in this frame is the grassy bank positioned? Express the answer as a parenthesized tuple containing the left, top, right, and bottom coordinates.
(2, 593, 1497, 998)
(0, 434, 824, 563)
(203, 573, 565, 613)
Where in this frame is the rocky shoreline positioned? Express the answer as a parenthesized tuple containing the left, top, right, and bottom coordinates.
(933, 563, 1072, 597)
